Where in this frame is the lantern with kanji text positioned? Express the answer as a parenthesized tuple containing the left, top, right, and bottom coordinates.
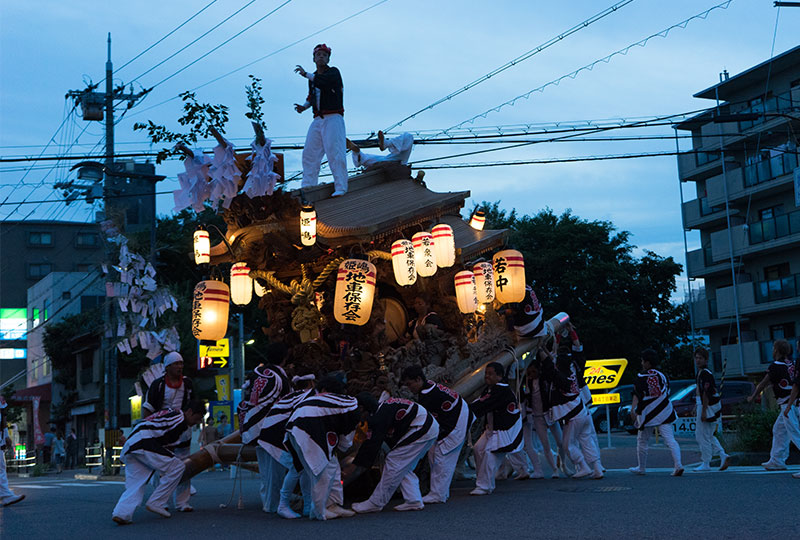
(412, 231, 437, 277)
(493, 249, 525, 304)
(432, 224, 455, 268)
(333, 259, 376, 326)
(391, 239, 416, 286)
(473, 261, 495, 304)
(454, 271, 478, 314)
(191, 280, 230, 341)
(300, 204, 316, 246)
(193, 227, 210, 265)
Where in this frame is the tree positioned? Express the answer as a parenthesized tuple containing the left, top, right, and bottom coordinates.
(480, 202, 689, 377)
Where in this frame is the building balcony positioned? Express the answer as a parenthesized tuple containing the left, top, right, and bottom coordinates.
(686, 247, 741, 278)
(682, 198, 739, 229)
(690, 296, 733, 329)
(720, 340, 764, 375)
(678, 151, 738, 182)
(717, 275, 800, 318)
(705, 167, 744, 207)
(707, 211, 800, 262)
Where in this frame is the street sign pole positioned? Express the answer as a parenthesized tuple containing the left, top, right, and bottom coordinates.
(605, 404, 613, 449)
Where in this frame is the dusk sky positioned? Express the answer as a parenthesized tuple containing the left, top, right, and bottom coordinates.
(2, 0, 798, 298)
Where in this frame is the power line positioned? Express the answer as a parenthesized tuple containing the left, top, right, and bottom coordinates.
(116, 0, 220, 74)
(382, 0, 635, 134)
(436, 0, 735, 137)
(411, 150, 690, 169)
(128, 0, 262, 85)
(141, 0, 295, 91)
(126, 0, 391, 119)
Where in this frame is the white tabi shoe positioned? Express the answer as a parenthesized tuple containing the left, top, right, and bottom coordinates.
(792, 472, 800, 479)
(2, 494, 25, 507)
(628, 467, 646, 476)
(177, 505, 194, 512)
(422, 493, 445, 504)
(394, 501, 424, 512)
(145, 504, 171, 518)
(331, 190, 347, 198)
(671, 467, 685, 477)
(761, 460, 787, 471)
(694, 464, 712, 472)
(719, 455, 731, 471)
(328, 504, 355, 518)
(572, 466, 592, 479)
(351, 500, 383, 514)
(469, 488, 491, 496)
(111, 515, 131, 525)
(277, 504, 301, 519)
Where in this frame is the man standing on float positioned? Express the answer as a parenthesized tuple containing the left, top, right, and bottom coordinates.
(294, 44, 348, 197)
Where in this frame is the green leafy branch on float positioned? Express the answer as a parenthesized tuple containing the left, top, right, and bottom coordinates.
(133, 91, 229, 163)
(245, 75, 267, 145)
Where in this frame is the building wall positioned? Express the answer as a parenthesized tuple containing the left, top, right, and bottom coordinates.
(679, 46, 800, 376)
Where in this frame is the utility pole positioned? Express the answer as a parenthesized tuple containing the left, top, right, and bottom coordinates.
(66, 34, 149, 440)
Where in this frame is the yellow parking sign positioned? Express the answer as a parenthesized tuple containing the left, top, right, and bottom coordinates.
(592, 393, 620, 405)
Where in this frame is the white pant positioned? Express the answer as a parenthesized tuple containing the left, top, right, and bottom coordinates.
(695, 404, 726, 465)
(289, 433, 341, 521)
(636, 424, 682, 471)
(352, 132, 414, 168)
(0, 450, 19, 503)
(112, 452, 188, 521)
(427, 423, 467, 502)
(367, 435, 437, 509)
(278, 451, 311, 513)
(302, 114, 348, 193)
(256, 446, 286, 513)
(562, 410, 601, 471)
(768, 404, 800, 466)
(474, 431, 508, 492)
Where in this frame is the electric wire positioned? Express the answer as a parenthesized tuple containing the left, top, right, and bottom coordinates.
(435, 0, 735, 137)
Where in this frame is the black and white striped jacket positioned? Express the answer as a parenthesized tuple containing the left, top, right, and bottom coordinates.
(122, 409, 189, 459)
(471, 383, 523, 454)
(354, 398, 439, 468)
(241, 365, 289, 445)
(286, 392, 360, 476)
(634, 369, 677, 428)
(257, 388, 315, 461)
(542, 354, 585, 423)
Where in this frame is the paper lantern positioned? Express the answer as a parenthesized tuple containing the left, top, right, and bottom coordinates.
(230, 262, 253, 305)
(473, 262, 495, 304)
(391, 239, 416, 286)
(334, 259, 376, 326)
(191, 280, 230, 340)
(493, 249, 526, 304)
(432, 224, 455, 268)
(300, 204, 316, 246)
(412, 232, 437, 277)
(469, 210, 486, 230)
(254, 279, 267, 297)
(454, 271, 478, 314)
(193, 228, 210, 265)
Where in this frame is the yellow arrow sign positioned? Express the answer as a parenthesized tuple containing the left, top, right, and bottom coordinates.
(583, 358, 628, 390)
(591, 393, 620, 405)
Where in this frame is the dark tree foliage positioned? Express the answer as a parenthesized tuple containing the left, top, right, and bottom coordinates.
(479, 201, 689, 375)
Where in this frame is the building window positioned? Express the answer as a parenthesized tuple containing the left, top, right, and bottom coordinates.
(28, 232, 53, 246)
(80, 295, 103, 312)
(770, 323, 796, 341)
(76, 232, 99, 248)
(43, 299, 50, 322)
(30, 307, 40, 328)
(28, 263, 53, 279)
(75, 263, 93, 272)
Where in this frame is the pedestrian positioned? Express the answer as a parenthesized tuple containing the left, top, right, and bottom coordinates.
(629, 349, 683, 476)
(0, 395, 25, 507)
(517, 355, 560, 478)
(294, 43, 348, 197)
(748, 339, 800, 471)
(257, 374, 317, 520)
(348, 392, 439, 514)
(65, 429, 77, 469)
(215, 414, 232, 440)
(693, 348, 731, 472)
(241, 343, 291, 515)
(469, 362, 524, 495)
(401, 366, 474, 503)
(53, 431, 65, 474)
(285, 376, 360, 520)
(198, 417, 217, 448)
(540, 346, 603, 479)
(43, 426, 55, 466)
(111, 401, 205, 525)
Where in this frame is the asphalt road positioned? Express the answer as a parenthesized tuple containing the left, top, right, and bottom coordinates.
(3, 438, 796, 540)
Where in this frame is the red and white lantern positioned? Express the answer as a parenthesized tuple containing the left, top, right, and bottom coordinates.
(391, 239, 416, 286)
(473, 261, 495, 304)
(432, 224, 455, 268)
(191, 280, 230, 340)
(493, 249, 526, 304)
(230, 262, 253, 305)
(454, 271, 478, 314)
(193, 228, 210, 264)
(469, 210, 486, 230)
(412, 231, 437, 277)
(333, 259, 376, 326)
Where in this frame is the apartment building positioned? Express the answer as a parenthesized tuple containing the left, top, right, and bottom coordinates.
(677, 45, 800, 376)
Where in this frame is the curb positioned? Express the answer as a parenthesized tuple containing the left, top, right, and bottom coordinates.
(74, 473, 124, 482)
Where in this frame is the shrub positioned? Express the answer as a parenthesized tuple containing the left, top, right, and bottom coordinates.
(730, 404, 779, 452)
